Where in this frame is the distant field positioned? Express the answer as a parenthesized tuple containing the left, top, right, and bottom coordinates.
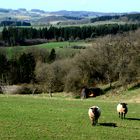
(0, 41, 90, 59)
(56, 21, 126, 27)
(0, 88, 140, 140)
(0, 20, 126, 31)
(0, 41, 88, 49)
(36, 41, 88, 48)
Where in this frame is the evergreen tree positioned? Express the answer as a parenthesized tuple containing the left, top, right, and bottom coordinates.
(2, 26, 9, 45)
(0, 53, 8, 83)
(18, 53, 36, 83)
(48, 48, 56, 63)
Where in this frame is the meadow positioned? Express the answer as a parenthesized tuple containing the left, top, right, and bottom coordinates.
(0, 41, 89, 59)
(0, 89, 140, 140)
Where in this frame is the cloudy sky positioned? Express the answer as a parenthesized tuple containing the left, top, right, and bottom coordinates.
(1, 0, 140, 12)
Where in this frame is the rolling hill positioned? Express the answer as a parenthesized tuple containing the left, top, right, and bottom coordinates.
(0, 8, 140, 26)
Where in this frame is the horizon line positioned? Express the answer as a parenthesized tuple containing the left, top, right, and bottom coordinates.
(0, 8, 140, 14)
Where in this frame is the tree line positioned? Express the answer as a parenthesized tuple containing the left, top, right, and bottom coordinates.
(0, 48, 56, 85)
(0, 52, 35, 85)
(1, 23, 140, 46)
(90, 13, 140, 23)
(90, 15, 121, 23)
(0, 20, 31, 27)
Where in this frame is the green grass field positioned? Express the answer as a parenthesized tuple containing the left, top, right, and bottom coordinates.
(0, 91, 140, 140)
(0, 41, 89, 59)
(36, 41, 87, 48)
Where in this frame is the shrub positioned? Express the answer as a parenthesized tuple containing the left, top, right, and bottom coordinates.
(16, 84, 42, 94)
(64, 68, 83, 92)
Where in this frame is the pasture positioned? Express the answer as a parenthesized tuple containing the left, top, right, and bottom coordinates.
(0, 41, 89, 59)
(0, 93, 140, 140)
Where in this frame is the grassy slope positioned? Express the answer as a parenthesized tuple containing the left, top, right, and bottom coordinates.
(35, 41, 86, 48)
(98, 86, 140, 103)
(0, 89, 140, 140)
(0, 41, 88, 59)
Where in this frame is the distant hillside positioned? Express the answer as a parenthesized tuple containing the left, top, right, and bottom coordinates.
(0, 8, 10, 13)
(31, 9, 45, 13)
(36, 15, 84, 25)
(91, 13, 140, 23)
(37, 16, 67, 23)
(91, 15, 121, 23)
(0, 20, 31, 26)
(49, 10, 118, 18)
(125, 13, 140, 21)
(0, 8, 140, 26)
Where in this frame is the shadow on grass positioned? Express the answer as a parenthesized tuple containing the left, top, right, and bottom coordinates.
(99, 123, 117, 127)
(126, 117, 140, 121)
